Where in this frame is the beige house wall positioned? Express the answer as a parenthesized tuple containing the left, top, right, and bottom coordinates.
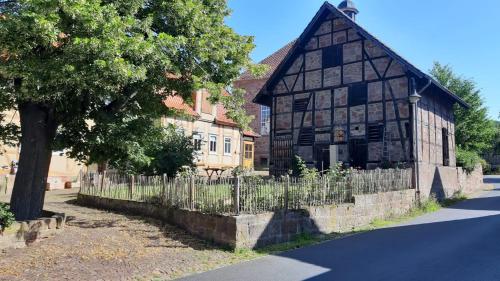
(1, 110, 83, 190)
(163, 91, 244, 176)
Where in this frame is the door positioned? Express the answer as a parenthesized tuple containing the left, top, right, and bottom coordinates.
(349, 139, 368, 169)
(315, 145, 330, 172)
(243, 141, 254, 169)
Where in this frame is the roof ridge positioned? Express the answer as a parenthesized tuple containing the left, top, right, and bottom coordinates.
(253, 1, 469, 108)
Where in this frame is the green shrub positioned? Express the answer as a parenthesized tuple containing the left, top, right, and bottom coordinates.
(0, 203, 15, 230)
(456, 147, 483, 173)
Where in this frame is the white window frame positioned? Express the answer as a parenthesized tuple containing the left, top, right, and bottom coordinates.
(193, 134, 202, 152)
(208, 134, 217, 154)
(260, 105, 270, 136)
(224, 137, 232, 156)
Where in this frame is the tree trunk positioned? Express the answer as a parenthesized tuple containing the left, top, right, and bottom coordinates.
(9, 102, 58, 221)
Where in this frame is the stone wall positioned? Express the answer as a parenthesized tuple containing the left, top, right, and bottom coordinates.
(418, 163, 484, 200)
(0, 211, 66, 249)
(78, 190, 416, 249)
(235, 189, 416, 248)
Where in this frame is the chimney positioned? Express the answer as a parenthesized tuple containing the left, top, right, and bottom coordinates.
(338, 0, 359, 21)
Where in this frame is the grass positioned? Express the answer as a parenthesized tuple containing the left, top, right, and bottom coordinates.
(233, 233, 348, 260)
(366, 192, 468, 230)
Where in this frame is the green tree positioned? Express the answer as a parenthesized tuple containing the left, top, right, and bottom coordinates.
(141, 125, 195, 177)
(430, 62, 496, 153)
(0, 0, 257, 220)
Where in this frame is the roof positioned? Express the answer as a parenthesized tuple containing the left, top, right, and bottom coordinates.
(253, 2, 469, 109)
(164, 95, 199, 117)
(243, 130, 261, 138)
(215, 103, 238, 127)
(238, 40, 296, 81)
(164, 93, 259, 137)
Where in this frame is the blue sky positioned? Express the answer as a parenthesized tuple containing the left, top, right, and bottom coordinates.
(226, 0, 500, 119)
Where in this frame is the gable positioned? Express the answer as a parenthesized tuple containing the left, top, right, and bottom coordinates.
(253, 2, 468, 109)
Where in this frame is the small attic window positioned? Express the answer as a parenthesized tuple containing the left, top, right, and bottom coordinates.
(323, 45, 343, 68)
(348, 84, 367, 106)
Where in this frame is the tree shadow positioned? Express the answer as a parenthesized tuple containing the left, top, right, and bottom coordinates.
(484, 176, 500, 185)
(68, 199, 225, 251)
(248, 209, 323, 249)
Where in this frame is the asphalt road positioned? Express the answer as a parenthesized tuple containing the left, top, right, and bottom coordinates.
(180, 176, 500, 281)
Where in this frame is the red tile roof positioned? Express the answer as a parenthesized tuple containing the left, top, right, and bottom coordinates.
(243, 130, 260, 138)
(164, 95, 199, 117)
(165, 92, 259, 137)
(215, 103, 238, 127)
(238, 40, 296, 81)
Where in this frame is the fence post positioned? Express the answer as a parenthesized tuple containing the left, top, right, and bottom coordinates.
(129, 175, 134, 200)
(233, 176, 240, 215)
(162, 174, 167, 205)
(189, 175, 195, 210)
(285, 175, 289, 211)
(100, 170, 106, 193)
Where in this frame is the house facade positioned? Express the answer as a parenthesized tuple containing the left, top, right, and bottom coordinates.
(252, 2, 468, 179)
(163, 90, 258, 176)
(0, 110, 85, 190)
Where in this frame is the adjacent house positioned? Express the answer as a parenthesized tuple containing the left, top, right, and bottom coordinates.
(163, 90, 259, 176)
(248, 1, 469, 195)
(0, 110, 84, 190)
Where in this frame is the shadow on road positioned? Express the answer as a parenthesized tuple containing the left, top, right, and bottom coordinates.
(278, 213, 500, 281)
(484, 177, 500, 184)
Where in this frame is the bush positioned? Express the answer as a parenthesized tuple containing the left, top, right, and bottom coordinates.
(0, 203, 15, 231)
(456, 147, 484, 173)
(292, 155, 319, 180)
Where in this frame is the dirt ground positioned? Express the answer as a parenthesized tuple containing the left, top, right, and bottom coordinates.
(0, 189, 246, 281)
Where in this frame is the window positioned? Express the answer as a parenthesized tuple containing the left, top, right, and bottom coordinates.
(293, 98, 309, 112)
(224, 137, 232, 155)
(260, 106, 271, 136)
(260, 157, 268, 166)
(348, 84, 367, 106)
(368, 125, 383, 142)
(442, 128, 450, 166)
(244, 143, 253, 159)
(209, 135, 217, 154)
(323, 45, 343, 68)
(193, 134, 202, 151)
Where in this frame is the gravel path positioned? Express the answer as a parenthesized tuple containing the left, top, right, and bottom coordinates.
(0, 189, 241, 281)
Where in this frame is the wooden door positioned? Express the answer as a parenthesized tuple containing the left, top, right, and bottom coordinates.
(315, 145, 330, 172)
(243, 141, 254, 169)
(349, 139, 368, 169)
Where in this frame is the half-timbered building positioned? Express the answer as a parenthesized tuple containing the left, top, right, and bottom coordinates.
(252, 1, 469, 176)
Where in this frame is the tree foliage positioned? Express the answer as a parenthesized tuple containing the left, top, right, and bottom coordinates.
(0, 0, 257, 160)
(430, 62, 496, 153)
(0, 0, 258, 219)
(140, 125, 195, 177)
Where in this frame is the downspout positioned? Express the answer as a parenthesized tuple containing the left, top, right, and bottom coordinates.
(412, 78, 432, 202)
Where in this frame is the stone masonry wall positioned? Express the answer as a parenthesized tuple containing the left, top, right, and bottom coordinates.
(235, 189, 416, 248)
(78, 190, 416, 249)
(418, 162, 484, 200)
(0, 211, 66, 249)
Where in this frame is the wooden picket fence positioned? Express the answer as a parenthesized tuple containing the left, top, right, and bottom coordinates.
(79, 169, 413, 215)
